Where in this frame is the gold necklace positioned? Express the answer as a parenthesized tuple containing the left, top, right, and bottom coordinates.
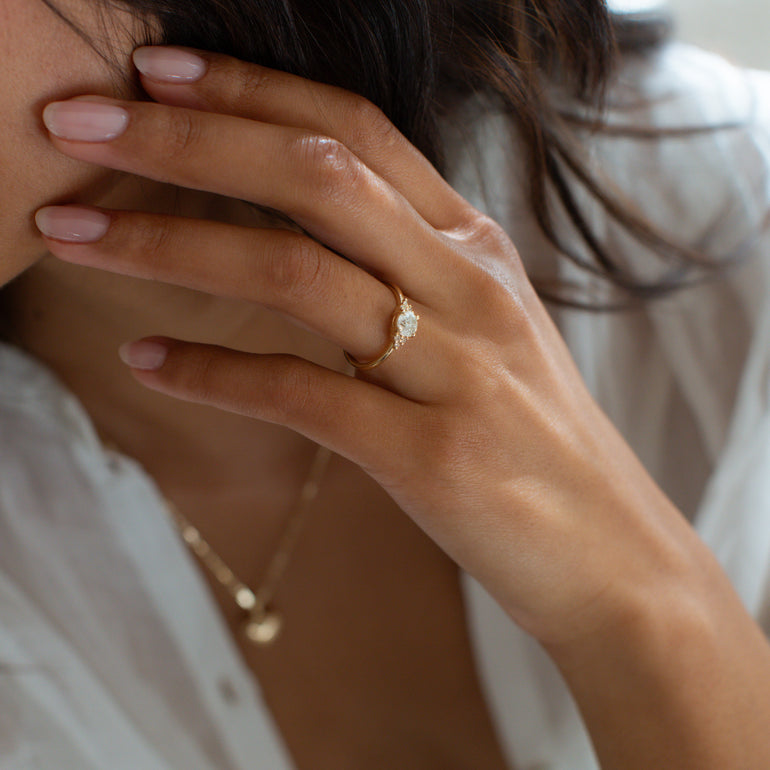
(164, 443, 333, 647)
(3, 334, 340, 648)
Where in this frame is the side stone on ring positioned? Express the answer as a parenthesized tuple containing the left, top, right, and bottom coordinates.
(343, 283, 419, 371)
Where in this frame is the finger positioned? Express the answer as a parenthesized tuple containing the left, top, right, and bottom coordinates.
(132, 46, 475, 233)
(42, 97, 455, 301)
(37, 204, 434, 371)
(119, 336, 418, 484)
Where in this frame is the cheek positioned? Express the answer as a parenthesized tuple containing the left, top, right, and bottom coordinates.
(0, 145, 121, 286)
(0, 0, 143, 287)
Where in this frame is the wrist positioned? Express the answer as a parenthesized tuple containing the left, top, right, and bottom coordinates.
(542, 546, 770, 768)
(542, 530, 725, 671)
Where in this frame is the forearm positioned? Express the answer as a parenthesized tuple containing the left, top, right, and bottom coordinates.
(544, 549, 770, 769)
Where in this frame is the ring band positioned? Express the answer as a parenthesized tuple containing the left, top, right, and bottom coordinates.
(343, 283, 420, 371)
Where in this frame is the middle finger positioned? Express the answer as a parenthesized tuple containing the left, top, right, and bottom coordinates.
(42, 98, 454, 305)
(35, 205, 440, 379)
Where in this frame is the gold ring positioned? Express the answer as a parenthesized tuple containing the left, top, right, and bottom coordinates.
(343, 283, 419, 371)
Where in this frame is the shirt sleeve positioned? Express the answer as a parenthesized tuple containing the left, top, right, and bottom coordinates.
(589, 46, 770, 627)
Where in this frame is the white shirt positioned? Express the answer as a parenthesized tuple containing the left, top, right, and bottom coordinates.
(2, 43, 770, 769)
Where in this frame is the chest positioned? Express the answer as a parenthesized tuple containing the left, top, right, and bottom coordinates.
(194, 456, 511, 769)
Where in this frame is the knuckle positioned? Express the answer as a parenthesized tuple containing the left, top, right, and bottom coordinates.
(470, 213, 515, 253)
(261, 234, 330, 304)
(133, 217, 177, 279)
(261, 358, 317, 423)
(347, 96, 400, 153)
(455, 215, 531, 324)
(176, 349, 221, 401)
(230, 60, 273, 104)
(162, 109, 203, 160)
(292, 133, 365, 205)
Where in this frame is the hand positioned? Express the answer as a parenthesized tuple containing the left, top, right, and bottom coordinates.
(35, 46, 711, 649)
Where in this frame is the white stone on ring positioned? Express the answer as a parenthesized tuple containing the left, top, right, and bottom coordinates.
(394, 300, 419, 349)
(342, 283, 419, 370)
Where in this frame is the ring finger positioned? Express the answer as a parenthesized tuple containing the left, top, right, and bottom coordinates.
(36, 205, 444, 394)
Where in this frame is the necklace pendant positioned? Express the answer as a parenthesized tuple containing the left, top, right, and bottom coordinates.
(244, 607, 283, 646)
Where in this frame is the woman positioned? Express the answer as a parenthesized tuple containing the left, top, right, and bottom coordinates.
(1, 0, 769, 767)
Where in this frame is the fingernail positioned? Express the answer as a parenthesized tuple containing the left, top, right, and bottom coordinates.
(35, 206, 110, 243)
(133, 46, 208, 83)
(119, 340, 169, 371)
(43, 101, 129, 142)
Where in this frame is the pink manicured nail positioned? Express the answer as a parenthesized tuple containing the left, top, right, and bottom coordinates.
(43, 101, 129, 142)
(119, 340, 169, 371)
(133, 47, 208, 83)
(35, 206, 110, 243)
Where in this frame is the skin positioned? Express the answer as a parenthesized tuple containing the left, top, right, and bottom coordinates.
(1, 0, 346, 518)
(4, 1, 770, 766)
(0, 0, 131, 280)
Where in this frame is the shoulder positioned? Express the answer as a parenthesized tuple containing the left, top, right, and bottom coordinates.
(605, 43, 770, 129)
(574, 44, 770, 274)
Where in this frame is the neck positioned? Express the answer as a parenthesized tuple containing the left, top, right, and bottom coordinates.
(4, 182, 342, 506)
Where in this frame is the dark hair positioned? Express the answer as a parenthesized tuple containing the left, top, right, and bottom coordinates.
(33, 1, 751, 310)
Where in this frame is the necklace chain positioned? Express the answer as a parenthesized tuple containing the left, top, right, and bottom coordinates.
(164, 443, 333, 646)
(4, 337, 341, 647)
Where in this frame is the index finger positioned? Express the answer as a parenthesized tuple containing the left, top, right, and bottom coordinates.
(132, 46, 476, 233)
(42, 97, 445, 298)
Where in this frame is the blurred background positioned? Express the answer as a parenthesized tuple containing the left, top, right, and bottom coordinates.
(667, 0, 770, 70)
